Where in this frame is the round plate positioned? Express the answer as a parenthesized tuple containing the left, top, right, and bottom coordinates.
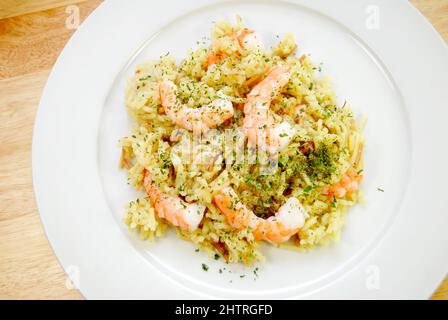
(33, 0, 448, 299)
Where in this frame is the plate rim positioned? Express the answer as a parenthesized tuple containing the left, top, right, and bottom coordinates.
(33, 0, 448, 299)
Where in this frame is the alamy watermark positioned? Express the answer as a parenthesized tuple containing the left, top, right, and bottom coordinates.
(65, 265, 81, 290)
(365, 5, 380, 30)
(65, 5, 80, 30)
(365, 264, 381, 290)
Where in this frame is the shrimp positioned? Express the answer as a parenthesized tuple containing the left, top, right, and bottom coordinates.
(213, 187, 308, 244)
(143, 170, 205, 231)
(207, 29, 264, 68)
(207, 53, 226, 68)
(242, 66, 296, 154)
(159, 81, 234, 134)
(234, 29, 264, 51)
(324, 168, 363, 198)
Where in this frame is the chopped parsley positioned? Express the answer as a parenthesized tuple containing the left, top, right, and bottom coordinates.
(377, 188, 384, 192)
(331, 196, 337, 208)
(305, 143, 337, 182)
(253, 267, 259, 278)
(201, 263, 209, 271)
(303, 186, 312, 194)
(138, 75, 151, 81)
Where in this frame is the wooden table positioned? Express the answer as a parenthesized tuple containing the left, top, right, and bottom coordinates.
(0, 0, 446, 300)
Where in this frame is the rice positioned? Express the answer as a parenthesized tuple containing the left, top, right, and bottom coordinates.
(121, 17, 365, 264)
(124, 198, 167, 240)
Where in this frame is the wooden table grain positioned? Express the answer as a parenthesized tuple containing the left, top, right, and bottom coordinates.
(0, 0, 446, 300)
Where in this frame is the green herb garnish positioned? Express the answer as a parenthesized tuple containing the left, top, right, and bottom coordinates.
(138, 75, 151, 81)
(253, 267, 259, 277)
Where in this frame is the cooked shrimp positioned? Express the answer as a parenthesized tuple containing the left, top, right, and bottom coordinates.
(213, 187, 308, 244)
(143, 170, 205, 231)
(159, 81, 234, 134)
(242, 66, 296, 154)
(234, 29, 264, 51)
(324, 168, 363, 198)
(207, 30, 264, 68)
(207, 53, 226, 68)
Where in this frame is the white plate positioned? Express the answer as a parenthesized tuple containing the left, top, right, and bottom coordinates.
(33, 0, 448, 299)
